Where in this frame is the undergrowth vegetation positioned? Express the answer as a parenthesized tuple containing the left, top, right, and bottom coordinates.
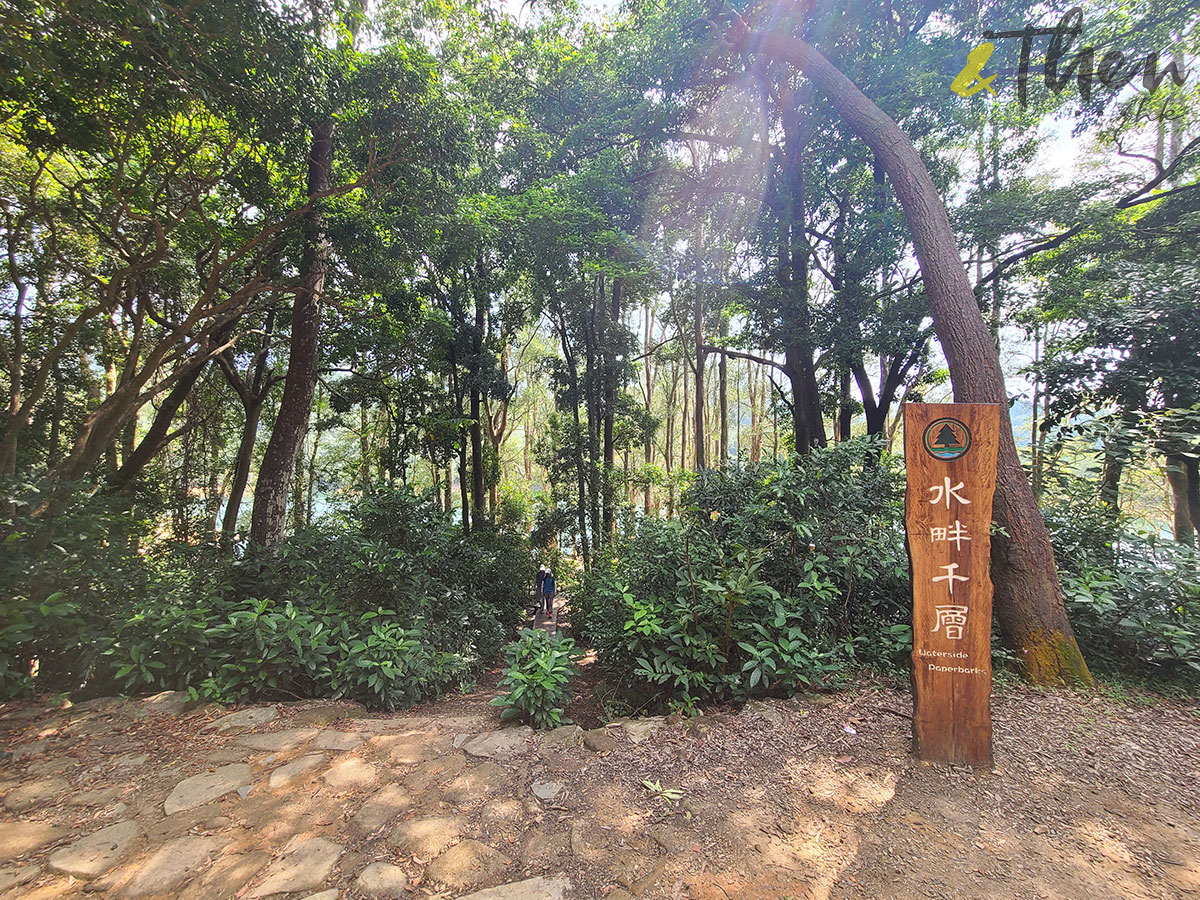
(573, 441, 1200, 713)
(0, 488, 529, 708)
(491, 627, 581, 729)
(574, 440, 912, 713)
(1043, 476, 1200, 678)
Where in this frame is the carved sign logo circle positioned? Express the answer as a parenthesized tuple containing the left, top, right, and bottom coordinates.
(922, 417, 972, 461)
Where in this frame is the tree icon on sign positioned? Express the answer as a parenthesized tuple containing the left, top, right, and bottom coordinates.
(934, 424, 962, 449)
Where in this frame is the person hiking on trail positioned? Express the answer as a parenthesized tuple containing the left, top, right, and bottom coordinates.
(535, 566, 547, 610)
(541, 569, 556, 616)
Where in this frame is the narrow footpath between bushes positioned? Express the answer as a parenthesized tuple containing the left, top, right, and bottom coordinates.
(1, 649, 1198, 900)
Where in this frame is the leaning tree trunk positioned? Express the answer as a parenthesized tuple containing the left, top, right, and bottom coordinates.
(250, 119, 333, 546)
(736, 25, 1091, 685)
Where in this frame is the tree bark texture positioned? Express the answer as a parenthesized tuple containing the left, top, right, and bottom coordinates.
(250, 119, 333, 546)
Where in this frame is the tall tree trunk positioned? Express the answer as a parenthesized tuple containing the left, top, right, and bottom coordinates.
(602, 279, 621, 543)
(718, 317, 729, 466)
(222, 396, 264, 541)
(1186, 456, 1200, 542)
(694, 286, 706, 470)
(681, 360, 689, 472)
(739, 26, 1090, 684)
(1099, 450, 1123, 517)
(250, 119, 333, 546)
(470, 272, 486, 523)
(778, 105, 826, 453)
(1165, 454, 1197, 546)
(457, 439, 470, 535)
(643, 305, 655, 515)
(837, 370, 852, 441)
(524, 404, 533, 483)
(360, 404, 372, 495)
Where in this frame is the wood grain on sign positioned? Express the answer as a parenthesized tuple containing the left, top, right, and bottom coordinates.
(904, 402, 1000, 767)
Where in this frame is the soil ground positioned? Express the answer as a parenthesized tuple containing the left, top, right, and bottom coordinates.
(0, 607, 1197, 900)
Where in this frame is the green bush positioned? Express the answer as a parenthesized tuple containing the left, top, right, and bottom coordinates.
(490, 627, 580, 729)
(0, 485, 530, 707)
(574, 442, 908, 711)
(1060, 536, 1200, 677)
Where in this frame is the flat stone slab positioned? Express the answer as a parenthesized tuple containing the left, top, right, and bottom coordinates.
(351, 783, 413, 837)
(443, 761, 507, 808)
(112, 752, 150, 769)
(523, 832, 570, 868)
(369, 731, 446, 764)
(249, 837, 342, 897)
(460, 727, 534, 760)
(356, 860, 408, 897)
(531, 781, 564, 801)
(68, 785, 124, 807)
(239, 728, 319, 752)
(290, 701, 365, 727)
(299, 892, 340, 900)
(621, 717, 665, 744)
(322, 757, 377, 789)
(187, 849, 270, 900)
(582, 729, 617, 753)
(740, 699, 783, 726)
(3, 776, 70, 811)
(268, 753, 327, 790)
(206, 707, 279, 732)
(405, 754, 468, 794)
(540, 725, 583, 748)
(47, 820, 141, 878)
(390, 814, 467, 858)
(314, 729, 363, 751)
(11, 740, 50, 761)
(121, 834, 220, 897)
(0, 820, 68, 862)
(457, 875, 573, 900)
(28, 754, 80, 776)
(0, 864, 41, 892)
(164, 763, 253, 815)
(425, 840, 512, 889)
(141, 691, 196, 716)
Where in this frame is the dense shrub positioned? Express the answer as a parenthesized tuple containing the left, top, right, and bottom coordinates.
(490, 627, 580, 729)
(574, 441, 912, 711)
(1040, 476, 1200, 678)
(0, 486, 529, 706)
(1059, 536, 1200, 677)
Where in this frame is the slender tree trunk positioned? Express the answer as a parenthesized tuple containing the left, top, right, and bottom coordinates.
(602, 279, 621, 542)
(457, 439, 470, 534)
(360, 405, 371, 495)
(718, 317, 729, 466)
(1186, 456, 1200, 542)
(110, 356, 208, 490)
(681, 361, 689, 472)
(837, 370, 852, 441)
(1099, 451, 1123, 517)
(694, 287, 706, 470)
(222, 397, 263, 541)
(250, 119, 333, 546)
(739, 27, 1090, 684)
(1165, 455, 1196, 546)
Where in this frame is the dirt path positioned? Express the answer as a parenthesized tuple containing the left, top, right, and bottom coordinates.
(0, 675, 1197, 900)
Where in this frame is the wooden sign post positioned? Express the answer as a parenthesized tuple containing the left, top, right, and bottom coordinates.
(904, 402, 1000, 767)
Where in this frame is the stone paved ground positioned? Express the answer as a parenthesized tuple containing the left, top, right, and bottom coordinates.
(1, 683, 1198, 900)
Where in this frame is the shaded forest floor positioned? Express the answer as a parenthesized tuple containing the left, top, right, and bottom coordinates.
(2, 664, 1198, 900)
